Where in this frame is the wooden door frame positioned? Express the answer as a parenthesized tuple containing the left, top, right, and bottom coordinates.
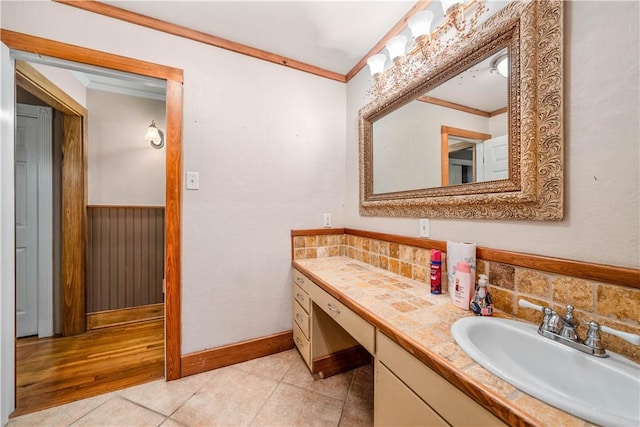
(16, 61, 87, 337)
(3, 30, 184, 380)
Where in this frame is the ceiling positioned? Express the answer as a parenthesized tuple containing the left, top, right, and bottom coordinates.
(30, 1, 509, 110)
(102, 0, 417, 76)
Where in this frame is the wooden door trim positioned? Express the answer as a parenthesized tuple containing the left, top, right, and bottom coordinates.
(53, 1, 345, 83)
(16, 61, 87, 116)
(1, 30, 183, 83)
(61, 114, 86, 335)
(16, 60, 87, 337)
(4, 30, 183, 379)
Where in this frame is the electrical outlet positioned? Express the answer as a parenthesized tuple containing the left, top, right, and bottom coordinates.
(323, 213, 332, 228)
(186, 171, 199, 190)
(419, 218, 430, 237)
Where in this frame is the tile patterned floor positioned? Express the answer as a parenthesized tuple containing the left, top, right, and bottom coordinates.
(8, 350, 373, 427)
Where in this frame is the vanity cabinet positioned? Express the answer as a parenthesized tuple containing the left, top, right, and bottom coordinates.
(293, 269, 369, 374)
(375, 331, 505, 427)
(293, 267, 505, 426)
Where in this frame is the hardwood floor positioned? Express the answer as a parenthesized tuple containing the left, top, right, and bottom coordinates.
(14, 318, 164, 417)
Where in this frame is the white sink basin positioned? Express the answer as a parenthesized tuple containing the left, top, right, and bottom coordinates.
(451, 317, 640, 426)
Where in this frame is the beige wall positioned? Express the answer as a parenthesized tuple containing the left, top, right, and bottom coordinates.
(87, 89, 166, 206)
(1, 1, 347, 355)
(30, 63, 87, 107)
(346, 1, 639, 269)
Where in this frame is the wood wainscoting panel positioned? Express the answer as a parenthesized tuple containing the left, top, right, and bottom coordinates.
(87, 206, 165, 313)
(87, 303, 164, 330)
(181, 331, 294, 377)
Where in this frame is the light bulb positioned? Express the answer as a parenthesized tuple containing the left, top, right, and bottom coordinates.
(386, 35, 408, 61)
(409, 10, 434, 39)
(366, 54, 387, 77)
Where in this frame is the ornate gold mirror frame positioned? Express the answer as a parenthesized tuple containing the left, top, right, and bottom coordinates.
(359, 0, 563, 220)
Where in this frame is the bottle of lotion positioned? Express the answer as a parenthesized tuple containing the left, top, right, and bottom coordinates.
(452, 261, 473, 310)
(470, 274, 493, 316)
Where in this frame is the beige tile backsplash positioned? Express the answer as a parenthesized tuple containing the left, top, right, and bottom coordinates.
(293, 232, 640, 363)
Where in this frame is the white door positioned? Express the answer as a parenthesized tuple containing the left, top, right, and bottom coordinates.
(16, 104, 53, 338)
(483, 135, 509, 180)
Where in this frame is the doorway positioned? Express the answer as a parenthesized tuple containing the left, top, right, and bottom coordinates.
(13, 59, 168, 415)
(1, 29, 184, 419)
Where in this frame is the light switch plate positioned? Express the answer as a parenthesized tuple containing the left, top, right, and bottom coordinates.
(186, 171, 199, 190)
(419, 219, 430, 237)
(323, 213, 332, 228)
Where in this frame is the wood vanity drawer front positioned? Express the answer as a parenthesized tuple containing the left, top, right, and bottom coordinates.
(375, 360, 447, 427)
(310, 283, 375, 354)
(293, 323, 311, 367)
(293, 300, 310, 339)
(293, 270, 311, 293)
(293, 283, 311, 313)
(376, 331, 505, 427)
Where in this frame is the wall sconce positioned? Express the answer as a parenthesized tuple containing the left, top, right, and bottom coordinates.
(366, 0, 487, 99)
(145, 120, 164, 149)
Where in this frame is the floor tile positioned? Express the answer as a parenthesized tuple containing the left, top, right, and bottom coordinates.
(232, 349, 299, 381)
(251, 383, 344, 427)
(282, 354, 354, 400)
(171, 366, 278, 427)
(118, 369, 218, 416)
(8, 350, 374, 427)
(70, 396, 165, 427)
(339, 374, 374, 427)
(159, 418, 187, 427)
(7, 393, 114, 427)
(352, 364, 374, 386)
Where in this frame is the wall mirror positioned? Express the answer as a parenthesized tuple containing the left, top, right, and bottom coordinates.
(359, 0, 563, 220)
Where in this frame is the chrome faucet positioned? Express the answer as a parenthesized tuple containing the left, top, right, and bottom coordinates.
(558, 304, 578, 341)
(519, 299, 640, 358)
(540, 307, 561, 334)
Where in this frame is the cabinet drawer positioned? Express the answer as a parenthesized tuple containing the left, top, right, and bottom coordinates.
(293, 269, 311, 293)
(293, 300, 310, 339)
(376, 331, 505, 427)
(293, 323, 311, 368)
(375, 360, 447, 427)
(293, 283, 311, 313)
(310, 284, 375, 354)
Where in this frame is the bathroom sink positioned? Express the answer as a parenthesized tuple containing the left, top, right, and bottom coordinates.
(451, 317, 640, 426)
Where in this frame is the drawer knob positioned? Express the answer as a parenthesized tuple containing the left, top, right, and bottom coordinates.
(327, 303, 341, 315)
(295, 336, 304, 346)
(296, 314, 303, 322)
(296, 277, 304, 284)
(296, 293, 305, 302)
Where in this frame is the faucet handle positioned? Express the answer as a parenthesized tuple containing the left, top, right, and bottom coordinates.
(582, 321, 605, 355)
(518, 299, 544, 312)
(600, 324, 640, 345)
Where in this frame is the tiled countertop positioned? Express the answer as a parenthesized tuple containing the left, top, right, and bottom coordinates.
(293, 256, 592, 427)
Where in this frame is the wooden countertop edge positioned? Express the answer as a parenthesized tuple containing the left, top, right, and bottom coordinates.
(292, 260, 542, 427)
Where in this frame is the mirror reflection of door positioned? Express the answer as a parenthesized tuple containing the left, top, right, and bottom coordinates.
(448, 140, 477, 185)
(440, 126, 491, 186)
